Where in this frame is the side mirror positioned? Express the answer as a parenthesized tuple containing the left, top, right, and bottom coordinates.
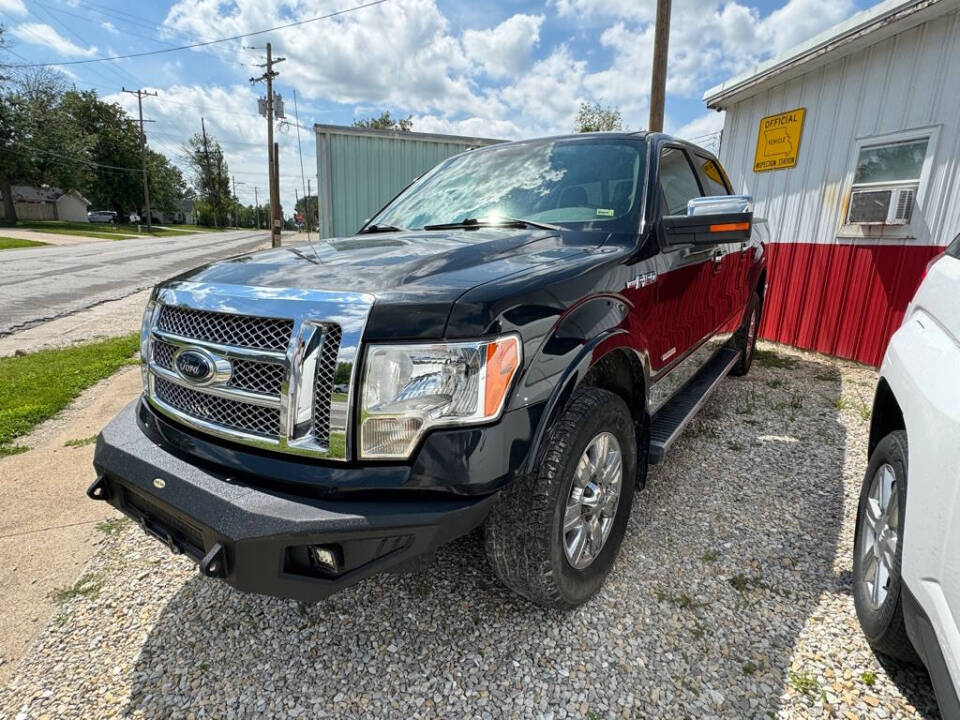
(660, 195, 753, 247)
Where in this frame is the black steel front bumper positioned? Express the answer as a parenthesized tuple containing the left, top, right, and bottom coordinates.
(91, 402, 497, 602)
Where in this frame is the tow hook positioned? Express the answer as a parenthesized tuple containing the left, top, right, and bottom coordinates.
(200, 543, 228, 579)
(86, 476, 111, 501)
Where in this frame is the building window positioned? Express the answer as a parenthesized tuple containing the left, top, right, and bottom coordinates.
(847, 138, 928, 225)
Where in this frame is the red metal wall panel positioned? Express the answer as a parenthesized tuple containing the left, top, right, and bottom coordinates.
(759, 243, 943, 366)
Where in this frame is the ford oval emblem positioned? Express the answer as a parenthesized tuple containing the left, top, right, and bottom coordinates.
(176, 349, 214, 383)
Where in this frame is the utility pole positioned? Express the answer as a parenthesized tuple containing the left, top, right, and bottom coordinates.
(648, 0, 671, 133)
(232, 176, 238, 228)
(254, 185, 260, 229)
(200, 117, 217, 229)
(294, 187, 299, 230)
(122, 87, 157, 232)
(251, 42, 285, 247)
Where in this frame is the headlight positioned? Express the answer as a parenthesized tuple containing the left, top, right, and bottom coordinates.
(359, 335, 521, 459)
(139, 295, 157, 388)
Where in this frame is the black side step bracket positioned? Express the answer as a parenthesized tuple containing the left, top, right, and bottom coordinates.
(649, 348, 740, 464)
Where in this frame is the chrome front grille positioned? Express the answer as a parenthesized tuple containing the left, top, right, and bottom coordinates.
(312, 325, 342, 448)
(154, 377, 281, 437)
(157, 305, 293, 352)
(228, 359, 285, 396)
(144, 287, 373, 461)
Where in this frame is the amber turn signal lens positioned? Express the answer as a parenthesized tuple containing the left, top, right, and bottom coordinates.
(484, 337, 521, 416)
(709, 222, 750, 233)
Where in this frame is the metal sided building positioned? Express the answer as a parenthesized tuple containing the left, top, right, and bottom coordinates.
(314, 124, 500, 239)
(704, 0, 960, 366)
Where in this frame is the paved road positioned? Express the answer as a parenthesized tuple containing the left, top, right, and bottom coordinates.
(0, 230, 273, 336)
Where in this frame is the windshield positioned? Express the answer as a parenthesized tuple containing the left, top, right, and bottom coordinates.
(368, 137, 646, 234)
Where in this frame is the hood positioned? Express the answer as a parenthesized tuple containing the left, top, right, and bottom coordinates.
(165, 228, 601, 340)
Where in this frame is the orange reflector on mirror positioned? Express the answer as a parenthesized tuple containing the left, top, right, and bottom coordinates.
(710, 222, 750, 233)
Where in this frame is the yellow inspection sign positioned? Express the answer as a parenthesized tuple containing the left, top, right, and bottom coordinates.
(753, 108, 805, 172)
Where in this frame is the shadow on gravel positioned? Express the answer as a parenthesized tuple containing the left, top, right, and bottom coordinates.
(124, 352, 940, 719)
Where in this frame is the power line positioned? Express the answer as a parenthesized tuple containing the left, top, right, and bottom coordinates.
(4, 0, 389, 68)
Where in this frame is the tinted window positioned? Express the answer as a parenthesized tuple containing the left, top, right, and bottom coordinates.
(948, 233, 960, 259)
(695, 156, 730, 196)
(370, 138, 645, 233)
(659, 148, 702, 215)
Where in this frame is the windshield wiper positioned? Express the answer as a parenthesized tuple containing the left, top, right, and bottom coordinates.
(422, 217, 562, 232)
(358, 223, 405, 234)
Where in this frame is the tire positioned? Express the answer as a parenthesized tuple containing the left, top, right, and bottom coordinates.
(484, 388, 638, 609)
(852, 430, 918, 663)
(729, 290, 760, 377)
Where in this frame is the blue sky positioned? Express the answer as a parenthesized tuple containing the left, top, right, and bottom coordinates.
(0, 0, 873, 214)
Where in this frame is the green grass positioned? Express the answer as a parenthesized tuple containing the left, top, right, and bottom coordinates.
(64, 435, 98, 448)
(742, 661, 758, 676)
(50, 571, 104, 603)
(14, 220, 230, 240)
(0, 236, 49, 250)
(331, 392, 348, 403)
(789, 671, 820, 695)
(0, 334, 139, 456)
(95, 517, 130, 535)
(860, 671, 877, 687)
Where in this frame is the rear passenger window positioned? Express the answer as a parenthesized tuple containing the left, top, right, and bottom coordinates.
(659, 148, 702, 215)
(948, 233, 960, 258)
(695, 156, 730, 196)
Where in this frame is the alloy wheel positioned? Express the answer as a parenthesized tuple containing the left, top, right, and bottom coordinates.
(563, 432, 623, 570)
(858, 463, 900, 609)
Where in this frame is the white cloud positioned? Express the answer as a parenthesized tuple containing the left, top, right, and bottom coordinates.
(463, 14, 544, 79)
(0, 0, 26, 16)
(11, 23, 98, 58)
(100, 21, 119, 35)
(133, 0, 862, 194)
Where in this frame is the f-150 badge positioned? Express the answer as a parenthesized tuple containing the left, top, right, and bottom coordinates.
(626, 271, 657, 290)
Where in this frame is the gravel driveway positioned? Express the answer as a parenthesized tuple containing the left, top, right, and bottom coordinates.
(0, 343, 941, 719)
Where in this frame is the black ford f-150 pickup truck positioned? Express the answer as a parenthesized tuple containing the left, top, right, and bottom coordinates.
(90, 132, 767, 608)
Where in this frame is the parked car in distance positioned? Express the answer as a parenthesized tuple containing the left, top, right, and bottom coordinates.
(90, 132, 767, 608)
(88, 210, 117, 223)
(854, 233, 960, 718)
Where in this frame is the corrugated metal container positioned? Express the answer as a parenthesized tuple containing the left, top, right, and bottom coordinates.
(705, 0, 960, 366)
(314, 124, 500, 239)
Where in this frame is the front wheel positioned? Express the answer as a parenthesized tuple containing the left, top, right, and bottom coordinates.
(484, 388, 638, 609)
(852, 430, 918, 662)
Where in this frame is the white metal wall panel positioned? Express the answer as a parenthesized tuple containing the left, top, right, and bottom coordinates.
(718, 9, 960, 248)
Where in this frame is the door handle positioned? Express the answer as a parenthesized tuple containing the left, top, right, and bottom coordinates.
(712, 249, 723, 264)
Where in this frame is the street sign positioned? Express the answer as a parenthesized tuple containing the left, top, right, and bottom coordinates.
(753, 108, 805, 172)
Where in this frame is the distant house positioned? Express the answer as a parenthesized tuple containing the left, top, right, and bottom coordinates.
(0, 185, 91, 222)
(162, 198, 196, 225)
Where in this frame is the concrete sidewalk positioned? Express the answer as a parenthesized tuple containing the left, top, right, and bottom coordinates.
(0, 367, 141, 686)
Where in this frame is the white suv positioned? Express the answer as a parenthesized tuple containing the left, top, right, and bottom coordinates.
(854, 233, 960, 717)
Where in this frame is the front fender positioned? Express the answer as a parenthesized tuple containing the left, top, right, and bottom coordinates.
(517, 295, 651, 476)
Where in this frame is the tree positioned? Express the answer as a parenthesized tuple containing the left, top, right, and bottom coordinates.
(353, 111, 413, 132)
(183, 131, 231, 227)
(60, 89, 143, 216)
(0, 68, 92, 224)
(574, 102, 623, 133)
(295, 194, 318, 229)
(146, 150, 186, 212)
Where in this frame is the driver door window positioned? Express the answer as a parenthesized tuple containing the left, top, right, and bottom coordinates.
(659, 147, 703, 215)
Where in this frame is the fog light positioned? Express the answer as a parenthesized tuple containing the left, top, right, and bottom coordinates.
(308, 545, 341, 575)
